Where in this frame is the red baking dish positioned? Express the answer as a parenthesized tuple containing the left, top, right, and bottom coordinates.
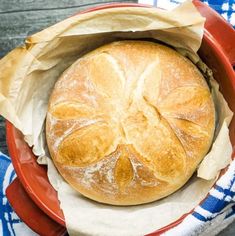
(5, 1, 235, 235)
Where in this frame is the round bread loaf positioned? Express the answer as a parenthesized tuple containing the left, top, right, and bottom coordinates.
(46, 41, 215, 205)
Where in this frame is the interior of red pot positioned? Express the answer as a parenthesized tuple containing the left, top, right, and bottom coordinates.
(198, 32, 235, 146)
(6, 122, 65, 225)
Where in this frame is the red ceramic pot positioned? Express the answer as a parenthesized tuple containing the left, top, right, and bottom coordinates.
(5, 1, 235, 236)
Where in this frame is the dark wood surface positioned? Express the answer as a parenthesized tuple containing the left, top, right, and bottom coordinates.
(0, 0, 136, 58)
(0, 0, 234, 235)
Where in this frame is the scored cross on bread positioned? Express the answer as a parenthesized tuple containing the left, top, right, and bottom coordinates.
(46, 41, 215, 205)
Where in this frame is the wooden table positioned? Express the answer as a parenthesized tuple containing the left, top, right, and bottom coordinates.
(0, 1, 234, 235)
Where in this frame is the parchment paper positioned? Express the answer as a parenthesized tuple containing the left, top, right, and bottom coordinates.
(0, 1, 233, 235)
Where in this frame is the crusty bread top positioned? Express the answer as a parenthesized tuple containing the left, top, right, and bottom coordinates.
(46, 41, 215, 205)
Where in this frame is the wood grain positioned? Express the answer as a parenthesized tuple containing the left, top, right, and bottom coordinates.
(0, 0, 117, 13)
(0, 0, 137, 58)
(0, 116, 8, 155)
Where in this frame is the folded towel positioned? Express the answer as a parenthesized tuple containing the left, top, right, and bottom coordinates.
(0, 152, 37, 235)
(161, 160, 235, 235)
(139, 0, 235, 27)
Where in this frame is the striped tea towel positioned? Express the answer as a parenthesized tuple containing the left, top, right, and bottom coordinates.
(0, 152, 37, 236)
(138, 0, 235, 27)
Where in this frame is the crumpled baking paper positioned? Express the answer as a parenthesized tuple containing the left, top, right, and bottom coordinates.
(0, 0, 233, 235)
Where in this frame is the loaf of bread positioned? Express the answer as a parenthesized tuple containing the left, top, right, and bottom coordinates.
(46, 41, 215, 205)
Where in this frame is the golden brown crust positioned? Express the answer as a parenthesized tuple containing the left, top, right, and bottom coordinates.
(46, 41, 215, 205)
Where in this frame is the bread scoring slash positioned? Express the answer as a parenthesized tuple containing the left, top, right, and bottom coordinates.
(46, 41, 215, 205)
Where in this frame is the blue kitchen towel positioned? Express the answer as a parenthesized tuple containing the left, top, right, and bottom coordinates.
(0, 0, 235, 235)
(161, 161, 235, 235)
(139, 0, 235, 27)
(0, 152, 37, 236)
